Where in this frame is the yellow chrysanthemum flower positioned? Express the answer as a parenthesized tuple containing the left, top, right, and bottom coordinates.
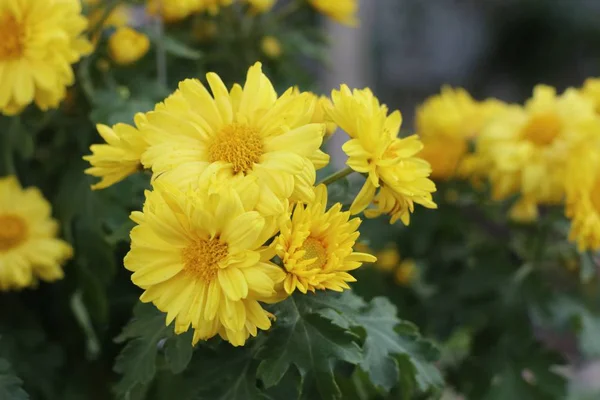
(308, 93, 338, 137)
(261, 36, 283, 59)
(124, 183, 285, 346)
(0, 176, 73, 291)
(308, 0, 357, 26)
(147, 0, 231, 21)
(141, 62, 327, 217)
(0, 0, 92, 115)
(85, 0, 130, 29)
(328, 85, 437, 225)
(416, 87, 506, 180)
(581, 78, 600, 114)
(476, 85, 599, 221)
(84, 113, 149, 190)
(245, 0, 276, 13)
(108, 27, 151, 66)
(275, 185, 376, 294)
(565, 141, 600, 251)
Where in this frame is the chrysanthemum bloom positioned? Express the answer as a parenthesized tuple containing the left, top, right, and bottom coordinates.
(146, 0, 202, 21)
(261, 36, 283, 59)
(84, 113, 149, 190)
(308, 0, 358, 26)
(0, 176, 73, 291)
(141, 62, 327, 217)
(274, 185, 375, 294)
(476, 85, 598, 222)
(581, 78, 600, 114)
(108, 27, 150, 66)
(416, 87, 506, 180)
(125, 184, 285, 346)
(0, 0, 92, 115)
(565, 141, 600, 251)
(308, 93, 338, 137)
(245, 0, 276, 13)
(328, 85, 437, 225)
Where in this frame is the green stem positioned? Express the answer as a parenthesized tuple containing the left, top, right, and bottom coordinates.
(318, 166, 354, 186)
(276, 0, 302, 21)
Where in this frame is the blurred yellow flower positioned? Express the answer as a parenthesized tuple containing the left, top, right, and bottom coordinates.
(0, 176, 73, 291)
(192, 19, 217, 42)
(109, 27, 151, 66)
(147, 0, 202, 21)
(141, 62, 327, 217)
(0, 0, 92, 115)
(565, 140, 600, 251)
(309, 0, 357, 26)
(476, 85, 599, 221)
(85, 0, 130, 29)
(245, 0, 276, 13)
(261, 36, 283, 59)
(375, 246, 400, 272)
(416, 87, 506, 180)
(395, 259, 417, 286)
(125, 184, 284, 346)
(84, 114, 149, 190)
(328, 85, 437, 225)
(275, 185, 376, 294)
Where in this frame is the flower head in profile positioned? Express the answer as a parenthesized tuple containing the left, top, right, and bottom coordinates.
(124, 183, 284, 346)
(84, 113, 149, 190)
(147, 0, 232, 20)
(416, 87, 506, 180)
(0, 176, 73, 291)
(565, 139, 600, 251)
(108, 27, 151, 66)
(309, 0, 358, 26)
(141, 62, 327, 217)
(328, 85, 437, 225)
(476, 85, 599, 221)
(0, 0, 92, 115)
(308, 92, 338, 138)
(274, 185, 376, 294)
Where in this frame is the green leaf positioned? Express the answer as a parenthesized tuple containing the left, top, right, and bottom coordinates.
(180, 342, 269, 400)
(257, 295, 362, 399)
(113, 302, 194, 398)
(164, 331, 194, 374)
(0, 359, 28, 400)
(307, 292, 443, 395)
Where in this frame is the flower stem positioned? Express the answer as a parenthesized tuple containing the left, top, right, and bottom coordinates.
(318, 167, 354, 186)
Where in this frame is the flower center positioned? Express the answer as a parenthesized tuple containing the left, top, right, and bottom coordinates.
(208, 123, 263, 175)
(590, 178, 600, 214)
(522, 113, 562, 146)
(299, 237, 328, 270)
(0, 214, 28, 252)
(0, 13, 25, 60)
(182, 237, 228, 282)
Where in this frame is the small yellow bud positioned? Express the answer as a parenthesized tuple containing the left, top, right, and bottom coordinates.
(261, 36, 283, 59)
(376, 247, 400, 272)
(108, 27, 150, 66)
(395, 260, 417, 286)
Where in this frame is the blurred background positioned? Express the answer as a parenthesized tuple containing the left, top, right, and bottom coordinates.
(321, 0, 600, 167)
(319, 0, 600, 396)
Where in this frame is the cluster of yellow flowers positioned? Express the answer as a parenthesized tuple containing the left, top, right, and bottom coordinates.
(145, 0, 357, 25)
(84, 62, 437, 345)
(416, 80, 600, 252)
